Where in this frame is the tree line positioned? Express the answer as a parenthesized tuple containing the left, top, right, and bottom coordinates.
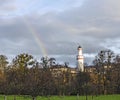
(92, 49, 120, 95)
(0, 49, 119, 100)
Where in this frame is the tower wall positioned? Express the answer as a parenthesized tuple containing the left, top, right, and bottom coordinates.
(77, 46, 84, 72)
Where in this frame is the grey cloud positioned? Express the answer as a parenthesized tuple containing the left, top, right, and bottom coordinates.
(0, 0, 14, 5)
(1, 0, 120, 65)
(0, 0, 16, 16)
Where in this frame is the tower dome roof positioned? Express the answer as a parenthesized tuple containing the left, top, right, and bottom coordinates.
(78, 45, 82, 49)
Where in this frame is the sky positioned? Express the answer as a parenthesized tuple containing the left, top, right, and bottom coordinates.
(0, 0, 120, 66)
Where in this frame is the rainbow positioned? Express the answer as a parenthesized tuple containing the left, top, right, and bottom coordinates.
(22, 17, 47, 56)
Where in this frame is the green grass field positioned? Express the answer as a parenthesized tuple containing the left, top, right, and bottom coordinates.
(0, 95, 120, 100)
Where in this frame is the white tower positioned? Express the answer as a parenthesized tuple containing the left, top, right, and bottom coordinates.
(77, 46, 84, 72)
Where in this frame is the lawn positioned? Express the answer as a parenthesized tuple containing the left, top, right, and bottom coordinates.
(0, 95, 120, 100)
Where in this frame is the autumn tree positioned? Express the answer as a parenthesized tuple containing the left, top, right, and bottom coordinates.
(0, 55, 8, 100)
(12, 53, 35, 69)
(41, 56, 56, 68)
(0, 55, 8, 73)
(10, 53, 35, 95)
(93, 49, 115, 94)
(40, 57, 56, 96)
(75, 71, 90, 96)
(112, 54, 120, 94)
(49, 57, 56, 67)
(26, 64, 43, 100)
